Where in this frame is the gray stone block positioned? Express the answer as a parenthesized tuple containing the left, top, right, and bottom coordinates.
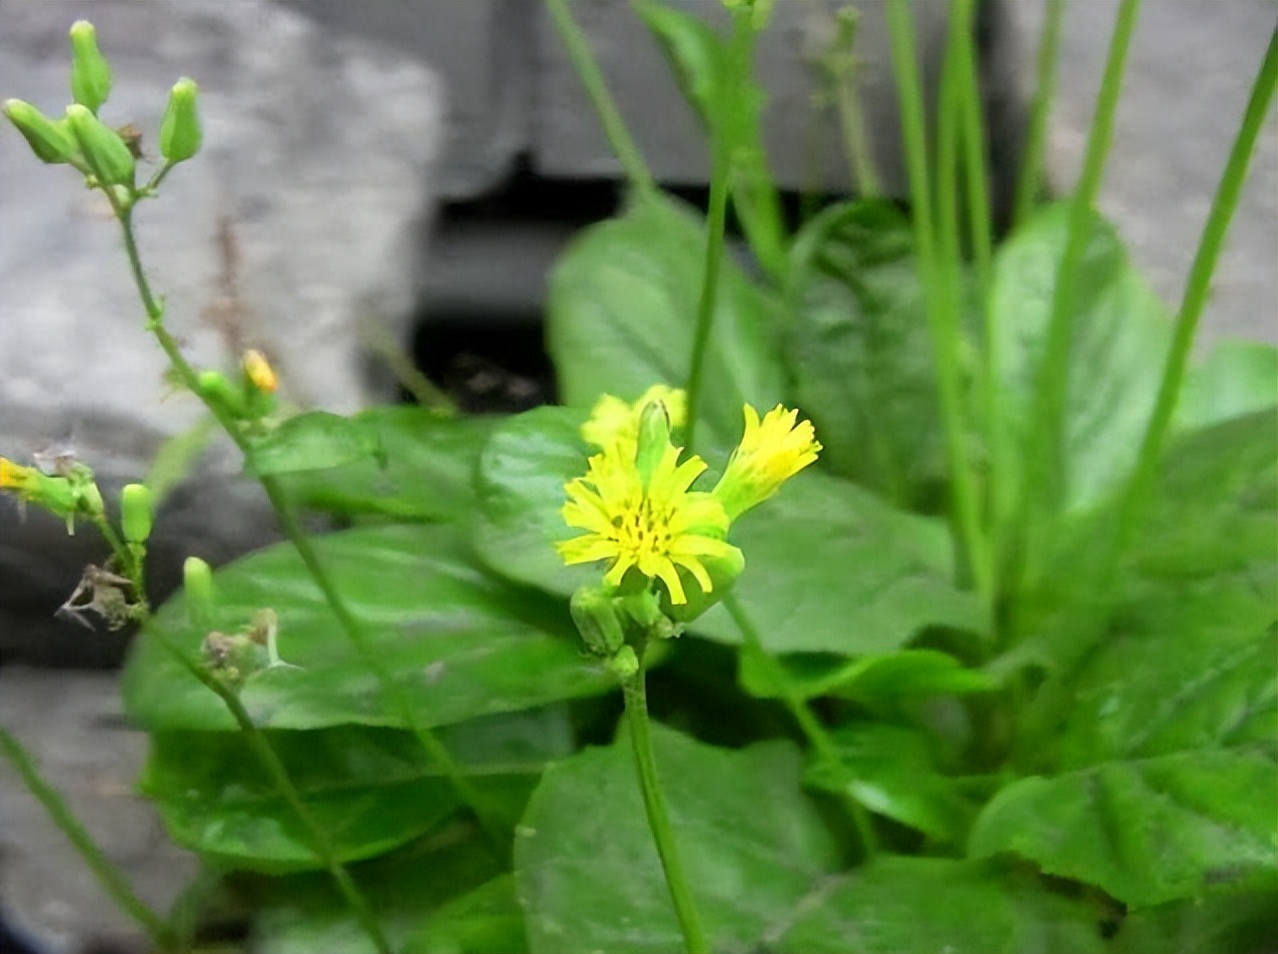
(0, 0, 445, 637)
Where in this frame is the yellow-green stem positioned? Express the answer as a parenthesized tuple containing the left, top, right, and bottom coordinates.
(723, 593, 878, 857)
(545, 0, 656, 195)
(885, 0, 993, 605)
(0, 729, 178, 953)
(1013, 0, 1066, 227)
(622, 644, 710, 954)
(105, 193, 510, 857)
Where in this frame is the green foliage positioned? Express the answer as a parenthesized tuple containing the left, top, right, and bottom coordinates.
(8, 5, 1276, 953)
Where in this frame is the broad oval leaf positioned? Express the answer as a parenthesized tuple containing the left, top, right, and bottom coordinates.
(121, 523, 614, 731)
(691, 470, 987, 654)
(245, 411, 385, 476)
(546, 189, 785, 452)
(515, 723, 840, 954)
(969, 749, 1278, 908)
(785, 200, 954, 505)
(768, 857, 1108, 953)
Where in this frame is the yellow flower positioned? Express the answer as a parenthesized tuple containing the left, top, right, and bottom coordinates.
(0, 457, 43, 498)
(557, 442, 738, 605)
(242, 349, 278, 393)
(581, 385, 686, 460)
(714, 404, 821, 520)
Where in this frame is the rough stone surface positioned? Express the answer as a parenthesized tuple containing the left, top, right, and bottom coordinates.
(0, 668, 197, 954)
(0, 0, 444, 645)
(1011, 0, 1278, 348)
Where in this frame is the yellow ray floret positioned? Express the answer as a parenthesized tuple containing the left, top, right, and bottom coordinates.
(557, 443, 734, 605)
(714, 404, 821, 520)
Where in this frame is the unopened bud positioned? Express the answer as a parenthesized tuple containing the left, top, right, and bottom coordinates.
(635, 399, 672, 490)
(69, 21, 113, 113)
(120, 483, 153, 544)
(3, 100, 78, 165)
(196, 370, 247, 418)
(183, 556, 216, 632)
(570, 586, 627, 659)
(242, 349, 278, 394)
(159, 77, 202, 164)
(65, 104, 134, 187)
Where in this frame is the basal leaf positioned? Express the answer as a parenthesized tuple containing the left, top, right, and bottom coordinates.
(249, 836, 505, 954)
(785, 200, 954, 505)
(1111, 890, 1278, 954)
(471, 406, 596, 597)
(989, 203, 1172, 521)
(740, 648, 996, 703)
(515, 724, 840, 954)
(142, 707, 573, 873)
(546, 190, 785, 452)
(277, 408, 498, 520)
(765, 857, 1107, 953)
(121, 523, 614, 731)
(691, 470, 986, 654)
(245, 411, 385, 477)
(969, 748, 1278, 908)
(1176, 340, 1278, 432)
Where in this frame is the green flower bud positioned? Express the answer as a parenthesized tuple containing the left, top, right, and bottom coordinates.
(65, 104, 134, 187)
(69, 21, 113, 113)
(120, 483, 153, 544)
(634, 399, 673, 490)
(159, 77, 202, 164)
(606, 644, 640, 679)
(3, 99, 79, 164)
(570, 586, 627, 659)
(183, 556, 217, 631)
(196, 370, 247, 418)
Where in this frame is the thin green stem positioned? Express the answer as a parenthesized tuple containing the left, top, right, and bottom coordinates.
(0, 728, 179, 952)
(622, 646, 709, 954)
(886, 0, 992, 605)
(1014, 0, 1141, 587)
(546, 0, 656, 195)
(723, 593, 878, 857)
(105, 194, 510, 855)
(1119, 31, 1277, 544)
(953, 0, 993, 291)
(682, 48, 736, 455)
(196, 672, 393, 954)
(1013, 0, 1066, 228)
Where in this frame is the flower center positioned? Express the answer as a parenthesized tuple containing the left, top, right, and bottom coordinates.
(612, 495, 673, 559)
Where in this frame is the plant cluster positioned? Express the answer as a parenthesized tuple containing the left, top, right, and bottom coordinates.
(1, 3, 1275, 953)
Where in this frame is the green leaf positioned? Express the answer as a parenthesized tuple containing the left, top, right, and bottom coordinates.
(691, 470, 986, 653)
(989, 203, 1172, 514)
(245, 411, 385, 477)
(785, 201, 953, 505)
(250, 836, 505, 954)
(472, 406, 596, 597)
(403, 875, 527, 954)
(121, 523, 615, 731)
(766, 857, 1108, 953)
(739, 648, 997, 703)
(634, 2, 727, 127)
(969, 748, 1278, 908)
(1111, 891, 1278, 954)
(1176, 340, 1278, 432)
(805, 724, 978, 842)
(276, 408, 497, 520)
(143, 707, 572, 873)
(546, 190, 785, 452)
(515, 724, 840, 953)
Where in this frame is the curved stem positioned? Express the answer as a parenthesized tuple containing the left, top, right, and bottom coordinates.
(1013, 0, 1141, 588)
(546, 0, 655, 195)
(0, 729, 178, 953)
(886, 0, 992, 605)
(1013, 0, 1066, 228)
(622, 644, 710, 954)
(1119, 30, 1277, 545)
(105, 195, 509, 854)
(723, 593, 878, 857)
